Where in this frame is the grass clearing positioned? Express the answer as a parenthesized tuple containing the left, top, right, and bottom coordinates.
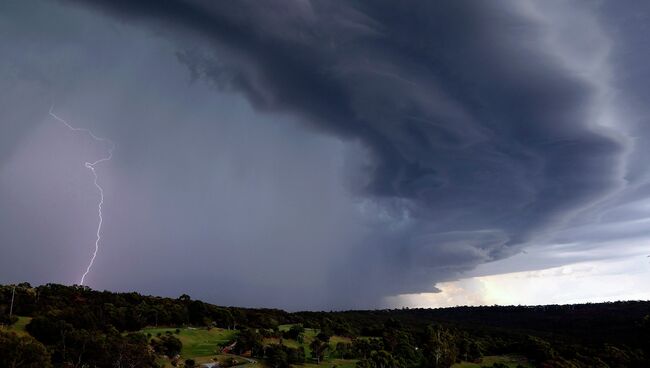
(278, 324, 296, 332)
(141, 326, 237, 359)
(144, 324, 356, 368)
(268, 325, 357, 367)
(329, 335, 352, 347)
(0, 316, 32, 337)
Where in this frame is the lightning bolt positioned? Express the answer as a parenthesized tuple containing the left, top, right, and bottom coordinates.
(49, 106, 115, 285)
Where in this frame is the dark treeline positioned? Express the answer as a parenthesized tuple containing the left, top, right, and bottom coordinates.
(0, 283, 289, 368)
(293, 304, 650, 367)
(295, 302, 650, 349)
(1, 283, 649, 368)
(0, 283, 291, 331)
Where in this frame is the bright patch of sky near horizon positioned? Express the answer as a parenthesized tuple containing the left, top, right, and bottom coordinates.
(387, 255, 650, 308)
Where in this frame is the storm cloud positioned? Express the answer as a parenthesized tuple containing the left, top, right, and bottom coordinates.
(1, 0, 648, 309)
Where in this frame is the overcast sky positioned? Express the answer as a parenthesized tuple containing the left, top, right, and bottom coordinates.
(1, 0, 650, 310)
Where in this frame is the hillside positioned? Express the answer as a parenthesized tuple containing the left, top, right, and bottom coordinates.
(1, 283, 649, 367)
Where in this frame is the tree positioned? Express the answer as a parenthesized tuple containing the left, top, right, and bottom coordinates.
(521, 336, 556, 363)
(114, 332, 159, 368)
(25, 316, 74, 346)
(267, 345, 290, 368)
(235, 328, 264, 357)
(353, 338, 382, 360)
(310, 337, 329, 364)
(151, 334, 182, 357)
(422, 325, 458, 368)
(0, 331, 52, 368)
(381, 328, 417, 367)
(335, 342, 353, 359)
(211, 308, 234, 329)
(188, 300, 208, 325)
(287, 346, 306, 364)
(317, 331, 331, 342)
(0, 306, 17, 326)
(284, 324, 305, 340)
(185, 358, 196, 367)
(356, 350, 403, 368)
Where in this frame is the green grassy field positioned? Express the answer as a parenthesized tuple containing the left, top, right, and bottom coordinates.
(273, 324, 357, 367)
(0, 316, 32, 337)
(141, 326, 237, 360)
(278, 324, 294, 332)
(263, 336, 301, 349)
(452, 355, 532, 368)
(141, 324, 356, 367)
(275, 325, 317, 354)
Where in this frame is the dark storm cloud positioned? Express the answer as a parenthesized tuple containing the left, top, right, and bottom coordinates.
(66, 3, 623, 247)
(2, 0, 642, 309)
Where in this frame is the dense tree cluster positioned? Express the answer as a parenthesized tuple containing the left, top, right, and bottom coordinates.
(25, 315, 159, 367)
(1, 283, 649, 368)
(347, 322, 471, 368)
(151, 333, 183, 358)
(0, 283, 290, 332)
(309, 332, 330, 363)
(0, 330, 51, 368)
(282, 324, 305, 341)
(266, 344, 306, 368)
(234, 327, 264, 356)
(293, 307, 650, 368)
